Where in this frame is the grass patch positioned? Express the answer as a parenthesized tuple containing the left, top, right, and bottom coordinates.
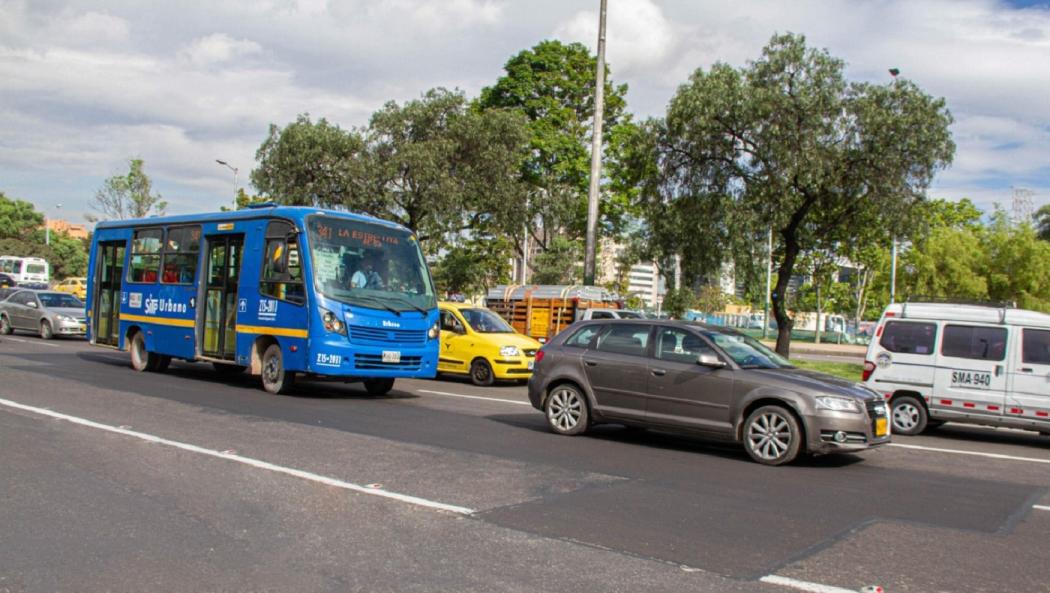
(790, 359, 863, 382)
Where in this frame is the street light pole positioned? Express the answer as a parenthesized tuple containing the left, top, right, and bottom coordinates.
(888, 68, 900, 304)
(583, 0, 607, 286)
(215, 159, 239, 191)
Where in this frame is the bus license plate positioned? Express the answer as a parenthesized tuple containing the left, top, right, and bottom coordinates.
(875, 417, 888, 437)
(951, 370, 992, 389)
(382, 351, 401, 364)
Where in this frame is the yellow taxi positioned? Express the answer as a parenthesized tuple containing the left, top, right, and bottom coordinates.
(53, 277, 87, 300)
(438, 301, 542, 386)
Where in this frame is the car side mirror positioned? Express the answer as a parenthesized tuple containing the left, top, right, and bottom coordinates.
(697, 353, 726, 368)
(454, 324, 466, 335)
(27, 301, 38, 308)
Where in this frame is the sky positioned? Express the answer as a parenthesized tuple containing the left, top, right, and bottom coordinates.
(1, 0, 1048, 226)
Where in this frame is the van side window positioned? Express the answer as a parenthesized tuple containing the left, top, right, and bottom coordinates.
(596, 324, 651, 356)
(565, 325, 604, 348)
(1022, 329, 1050, 365)
(880, 321, 936, 355)
(128, 228, 163, 283)
(941, 325, 1007, 361)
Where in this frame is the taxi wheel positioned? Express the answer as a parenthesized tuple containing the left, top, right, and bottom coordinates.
(364, 378, 395, 396)
(470, 359, 495, 387)
(0, 315, 12, 335)
(545, 383, 589, 436)
(891, 395, 928, 436)
(743, 405, 801, 466)
(261, 344, 295, 395)
(39, 320, 54, 340)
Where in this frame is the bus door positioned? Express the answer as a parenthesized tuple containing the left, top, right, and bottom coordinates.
(200, 234, 244, 360)
(93, 241, 125, 346)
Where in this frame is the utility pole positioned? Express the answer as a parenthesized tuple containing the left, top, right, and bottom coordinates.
(582, 0, 607, 285)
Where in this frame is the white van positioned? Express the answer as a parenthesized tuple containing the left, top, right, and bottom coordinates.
(863, 302, 1050, 436)
(0, 255, 49, 288)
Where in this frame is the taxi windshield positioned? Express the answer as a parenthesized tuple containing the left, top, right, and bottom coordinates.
(306, 215, 436, 313)
(460, 308, 514, 333)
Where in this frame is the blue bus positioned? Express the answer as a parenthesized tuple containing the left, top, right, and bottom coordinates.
(86, 205, 440, 394)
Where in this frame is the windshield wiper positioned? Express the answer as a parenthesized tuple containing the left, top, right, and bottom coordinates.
(385, 293, 427, 314)
(349, 294, 400, 316)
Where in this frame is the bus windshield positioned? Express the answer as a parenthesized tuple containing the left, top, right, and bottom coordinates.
(306, 215, 436, 313)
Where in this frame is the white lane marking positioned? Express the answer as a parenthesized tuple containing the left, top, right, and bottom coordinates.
(2, 337, 59, 348)
(759, 575, 860, 593)
(417, 389, 531, 406)
(0, 397, 475, 515)
(1034, 505, 1050, 512)
(889, 442, 1050, 464)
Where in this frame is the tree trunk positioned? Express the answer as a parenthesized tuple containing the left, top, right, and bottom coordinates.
(814, 282, 822, 344)
(772, 237, 799, 358)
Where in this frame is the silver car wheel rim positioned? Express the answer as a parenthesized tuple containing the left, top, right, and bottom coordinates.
(893, 403, 919, 431)
(747, 413, 791, 460)
(548, 388, 582, 431)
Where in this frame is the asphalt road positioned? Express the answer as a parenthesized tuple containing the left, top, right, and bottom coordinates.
(2, 336, 1049, 593)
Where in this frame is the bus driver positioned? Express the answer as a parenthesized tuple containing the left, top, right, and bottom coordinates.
(350, 251, 384, 290)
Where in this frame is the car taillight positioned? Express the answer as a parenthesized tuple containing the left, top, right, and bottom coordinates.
(535, 349, 545, 363)
(862, 360, 875, 382)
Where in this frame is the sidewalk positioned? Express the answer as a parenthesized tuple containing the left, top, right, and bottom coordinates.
(761, 340, 867, 357)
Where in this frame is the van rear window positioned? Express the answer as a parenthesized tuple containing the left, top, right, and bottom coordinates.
(941, 325, 1007, 361)
(880, 321, 936, 355)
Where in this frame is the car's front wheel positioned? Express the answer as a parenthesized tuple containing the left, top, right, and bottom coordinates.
(743, 405, 802, 466)
(470, 359, 495, 387)
(891, 395, 928, 435)
(39, 320, 54, 340)
(545, 384, 589, 436)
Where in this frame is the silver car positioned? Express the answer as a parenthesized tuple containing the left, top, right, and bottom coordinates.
(528, 320, 890, 465)
(0, 289, 87, 339)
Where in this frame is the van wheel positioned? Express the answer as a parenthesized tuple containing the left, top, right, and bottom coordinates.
(364, 378, 395, 395)
(39, 320, 54, 340)
(470, 359, 495, 386)
(261, 344, 295, 394)
(0, 315, 12, 335)
(891, 395, 928, 435)
(743, 405, 802, 466)
(129, 332, 162, 372)
(545, 384, 589, 435)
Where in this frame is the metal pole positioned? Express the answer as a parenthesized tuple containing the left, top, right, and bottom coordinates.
(45, 214, 49, 245)
(582, 0, 607, 286)
(889, 238, 898, 304)
(521, 197, 529, 284)
(762, 228, 772, 339)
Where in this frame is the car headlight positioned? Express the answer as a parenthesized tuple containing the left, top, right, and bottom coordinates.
(57, 314, 76, 323)
(428, 322, 440, 339)
(500, 345, 520, 357)
(320, 308, 346, 335)
(815, 396, 861, 413)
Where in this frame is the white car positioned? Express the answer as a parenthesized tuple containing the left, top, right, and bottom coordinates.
(862, 301, 1050, 436)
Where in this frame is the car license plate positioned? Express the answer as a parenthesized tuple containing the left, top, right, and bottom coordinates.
(875, 417, 888, 437)
(382, 351, 401, 364)
(951, 370, 992, 389)
(527, 360, 534, 370)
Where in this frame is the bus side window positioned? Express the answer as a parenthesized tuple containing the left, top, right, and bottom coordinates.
(259, 221, 305, 305)
(128, 228, 163, 283)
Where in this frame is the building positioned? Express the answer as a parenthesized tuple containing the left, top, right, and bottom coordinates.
(598, 241, 666, 310)
(46, 219, 89, 240)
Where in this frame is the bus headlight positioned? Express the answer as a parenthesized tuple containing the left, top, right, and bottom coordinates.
(428, 322, 440, 339)
(321, 308, 346, 335)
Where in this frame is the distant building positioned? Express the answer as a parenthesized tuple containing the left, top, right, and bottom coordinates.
(46, 219, 88, 240)
(598, 241, 666, 310)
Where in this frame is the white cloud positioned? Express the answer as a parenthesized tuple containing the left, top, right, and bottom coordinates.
(179, 34, 263, 66)
(553, 0, 676, 74)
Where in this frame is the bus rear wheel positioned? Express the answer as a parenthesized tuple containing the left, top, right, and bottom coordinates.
(364, 378, 394, 396)
(129, 331, 164, 372)
(261, 344, 295, 395)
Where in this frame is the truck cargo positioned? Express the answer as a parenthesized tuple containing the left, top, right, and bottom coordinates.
(485, 285, 622, 342)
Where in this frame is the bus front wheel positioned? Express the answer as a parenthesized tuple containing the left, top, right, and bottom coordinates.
(261, 344, 295, 395)
(364, 378, 394, 396)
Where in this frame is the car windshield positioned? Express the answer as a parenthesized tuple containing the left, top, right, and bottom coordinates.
(460, 308, 514, 333)
(38, 292, 83, 308)
(703, 330, 793, 369)
(306, 215, 436, 313)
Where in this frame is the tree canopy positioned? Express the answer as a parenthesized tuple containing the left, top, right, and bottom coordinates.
(90, 159, 167, 221)
(0, 191, 44, 240)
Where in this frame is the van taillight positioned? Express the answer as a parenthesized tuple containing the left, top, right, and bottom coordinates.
(862, 361, 876, 382)
(535, 349, 545, 363)
(875, 325, 884, 338)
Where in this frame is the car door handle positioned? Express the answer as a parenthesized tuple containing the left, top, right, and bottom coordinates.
(584, 360, 598, 367)
(651, 368, 666, 376)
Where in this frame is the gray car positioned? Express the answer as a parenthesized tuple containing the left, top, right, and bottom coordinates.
(0, 290, 87, 339)
(528, 320, 890, 465)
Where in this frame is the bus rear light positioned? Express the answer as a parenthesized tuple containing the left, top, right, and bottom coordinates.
(862, 361, 875, 381)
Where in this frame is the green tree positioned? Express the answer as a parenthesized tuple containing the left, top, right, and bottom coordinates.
(0, 232, 86, 280)
(221, 188, 270, 211)
(662, 287, 695, 319)
(90, 159, 167, 221)
(478, 40, 633, 267)
(694, 284, 727, 314)
(432, 237, 514, 297)
(1035, 204, 1050, 242)
(530, 236, 582, 284)
(631, 33, 954, 356)
(982, 212, 1050, 311)
(0, 191, 45, 240)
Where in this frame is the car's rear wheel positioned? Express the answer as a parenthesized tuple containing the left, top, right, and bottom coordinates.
(0, 315, 12, 335)
(545, 384, 589, 436)
(261, 344, 295, 394)
(891, 395, 928, 435)
(470, 359, 495, 386)
(364, 378, 395, 395)
(743, 405, 802, 466)
(39, 320, 54, 340)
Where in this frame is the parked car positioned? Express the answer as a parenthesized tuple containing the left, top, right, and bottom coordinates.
(0, 289, 87, 339)
(438, 302, 542, 385)
(528, 319, 889, 465)
(0, 273, 16, 288)
(864, 301, 1050, 436)
(53, 276, 87, 300)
